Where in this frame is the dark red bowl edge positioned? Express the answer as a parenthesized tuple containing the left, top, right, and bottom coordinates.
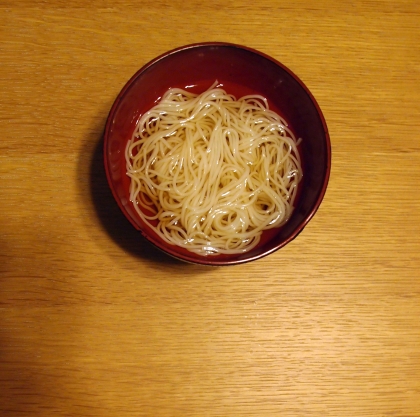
(103, 42, 332, 266)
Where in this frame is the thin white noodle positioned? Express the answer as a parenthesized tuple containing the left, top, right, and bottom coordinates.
(125, 82, 303, 255)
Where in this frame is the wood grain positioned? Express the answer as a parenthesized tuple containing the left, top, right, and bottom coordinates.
(1, 1, 419, 416)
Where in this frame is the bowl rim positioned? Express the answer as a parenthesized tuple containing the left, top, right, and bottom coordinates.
(104, 42, 331, 266)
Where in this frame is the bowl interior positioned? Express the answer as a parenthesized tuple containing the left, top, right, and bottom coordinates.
(104, 43, 330, 265)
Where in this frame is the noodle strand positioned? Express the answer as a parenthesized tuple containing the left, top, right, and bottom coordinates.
(126, 83, 303, 255)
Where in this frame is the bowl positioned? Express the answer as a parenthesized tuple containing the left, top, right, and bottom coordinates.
(104, 42, 331, 266)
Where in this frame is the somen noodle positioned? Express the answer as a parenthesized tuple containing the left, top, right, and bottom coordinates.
(125, 82, 302, 255)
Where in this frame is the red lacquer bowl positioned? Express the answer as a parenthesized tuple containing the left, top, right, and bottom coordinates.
(104, 43, 331, 266)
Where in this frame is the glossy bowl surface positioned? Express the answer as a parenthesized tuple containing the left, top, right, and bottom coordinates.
(104, 42, 331, 265)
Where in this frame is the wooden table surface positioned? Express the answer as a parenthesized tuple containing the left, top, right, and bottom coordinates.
(1, 1, 419, 416)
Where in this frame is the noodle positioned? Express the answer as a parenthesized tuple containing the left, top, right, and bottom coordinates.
(125, 82, 302, 255)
